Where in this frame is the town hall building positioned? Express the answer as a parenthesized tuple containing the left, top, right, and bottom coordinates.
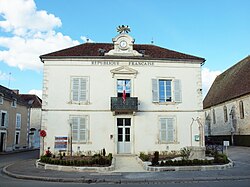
(40, 26, 205, 156)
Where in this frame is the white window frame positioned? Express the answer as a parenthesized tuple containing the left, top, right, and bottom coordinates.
(158, 116, 176, 144)
(14, 131, 20, 145)
(16, 113, 21, 129)
(152, 78, 182, 103)
(70, 76, 89, 104)
(0, 110, 8, 127)
(70, 115, 89, 143)
(11, 99, 17, 108)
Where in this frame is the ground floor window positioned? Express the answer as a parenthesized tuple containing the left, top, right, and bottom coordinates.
(159, 117, 176, 143)
(70, 115, 89, 143)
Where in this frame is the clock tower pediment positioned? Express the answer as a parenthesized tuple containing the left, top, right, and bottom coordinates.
(105, 26, 142, 57)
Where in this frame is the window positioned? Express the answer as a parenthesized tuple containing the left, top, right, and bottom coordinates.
(239, 101, 244, 119)
(152, 78, 181, 103)
(0, 96, 3, 104)
(16, 113, 21, 129)
(71, 77, 89, 103)
(11, 99, 17, 107)
(0, 111, 8, 127)
(159, 117, 176, 143)
(15, 131, 20, 145)
(223, 106, 228, 122)
(117, 79, 131, 97)
(213, 109, 216, 124)
(70, 116, 88, 143)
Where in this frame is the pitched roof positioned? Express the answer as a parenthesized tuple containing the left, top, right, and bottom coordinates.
(0, 85, 28, 106)
(203, 56, 250, 109)
(40, 43, 205, 62)
(19, 94, 42, 108)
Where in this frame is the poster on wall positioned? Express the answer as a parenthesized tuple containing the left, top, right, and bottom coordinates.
(54, 136, 68, 150)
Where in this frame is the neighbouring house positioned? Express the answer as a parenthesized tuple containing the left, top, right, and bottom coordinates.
(0, 85, 30, 152)
(20, 94, 42, 148)
(203, 56, 250, 146)
(40, 27, 205, 157)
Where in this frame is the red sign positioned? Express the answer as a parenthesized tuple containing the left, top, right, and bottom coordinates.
(40, 130, 47, 137)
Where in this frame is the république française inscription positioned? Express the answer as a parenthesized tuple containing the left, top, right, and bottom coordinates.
(91, 61, 154, 66)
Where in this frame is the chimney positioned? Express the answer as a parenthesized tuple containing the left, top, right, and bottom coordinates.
(12, 89, 19, 95)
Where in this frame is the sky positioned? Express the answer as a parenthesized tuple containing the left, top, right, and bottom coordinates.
(0, 0, 250, 99)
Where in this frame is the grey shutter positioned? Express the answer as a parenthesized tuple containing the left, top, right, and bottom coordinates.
(71, 117, 78, 142)
(5, 113, 8, 128)
(174, 79, 182, 103)
(79, 117, 87, 142)
(160, 119, 167, 142)
(79, 78, 87, 102)
(152, 79, 159, 102)
(72, 78, 79, 102)
(167, 118, 174, 142)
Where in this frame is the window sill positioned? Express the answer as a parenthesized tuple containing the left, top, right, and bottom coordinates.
(72, 141, 92, 144)
(158, 141, 179, 144)
(68, 101, 90, 105)
(153, 102, 176, 105)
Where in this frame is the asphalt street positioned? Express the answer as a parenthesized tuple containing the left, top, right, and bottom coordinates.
(0, 147, 250, 186)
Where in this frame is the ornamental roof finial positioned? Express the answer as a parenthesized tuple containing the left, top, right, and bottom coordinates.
(116, 25, 131, 34)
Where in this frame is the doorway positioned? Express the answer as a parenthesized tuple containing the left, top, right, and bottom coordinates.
(117, 118, 131, 154)
(0, 132, 6, 152)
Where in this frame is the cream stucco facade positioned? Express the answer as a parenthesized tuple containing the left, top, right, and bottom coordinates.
(41, 32, 205, 156)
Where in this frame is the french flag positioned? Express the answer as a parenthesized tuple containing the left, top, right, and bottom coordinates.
(122, 82, 126, 103)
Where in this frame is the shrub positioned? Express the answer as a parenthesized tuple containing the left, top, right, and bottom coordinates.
(139, 152, 150, 161)
(180, 147, 191, 160)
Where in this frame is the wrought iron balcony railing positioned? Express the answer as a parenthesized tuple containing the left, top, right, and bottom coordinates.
(111, 97, 138, 112)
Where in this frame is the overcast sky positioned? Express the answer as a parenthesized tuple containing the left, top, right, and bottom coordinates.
(0, 0, 250, 99)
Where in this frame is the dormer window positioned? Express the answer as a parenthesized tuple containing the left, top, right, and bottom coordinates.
(12, 99, 17, 107)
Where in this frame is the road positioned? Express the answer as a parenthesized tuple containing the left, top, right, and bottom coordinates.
(0, 148, 250, 187)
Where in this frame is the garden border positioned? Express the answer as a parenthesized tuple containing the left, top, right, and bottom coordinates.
(36, 157, 115, 172)
(136, 156, 234, 172)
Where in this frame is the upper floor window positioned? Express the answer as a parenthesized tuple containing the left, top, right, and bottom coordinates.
(0, 111, 8, 127)
(70, 115, 89, 143)
(11, 99, 17, 107)
(152, 78, 182, 103)
(71, 77, 89, 103)
(213, 109, 216, 124)
(117, 79, 131, 97)
(16, 113, 21, 129)
(159, 117, 176, 143)
(224, 106, 228, 122)
(0, 96, 3, 104)
(239, 101, 244, 119)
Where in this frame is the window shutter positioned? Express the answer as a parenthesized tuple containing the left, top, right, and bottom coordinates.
(72, 78, 79, 102)
(5, 113, 8, 128)
(79, 117, 87, 142)
(160, 119, 167, 142)
(167, 118, 174, 142)
(79, 78, 87, 102)
(174, 79, 182, 103)
(152, 79, 159, 102)
(71, 117, 78, 142)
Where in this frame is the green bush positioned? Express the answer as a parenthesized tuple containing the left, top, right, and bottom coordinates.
(139, 152, 150, 161)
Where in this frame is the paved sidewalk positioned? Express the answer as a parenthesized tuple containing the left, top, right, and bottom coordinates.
(2, 146, 250, 184)
(113, 155, 145, 172)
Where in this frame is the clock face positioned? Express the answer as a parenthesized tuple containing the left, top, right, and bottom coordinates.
(120, 40, 127, 48)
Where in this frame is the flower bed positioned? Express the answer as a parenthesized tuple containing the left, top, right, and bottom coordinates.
(40, 153, 113, 167)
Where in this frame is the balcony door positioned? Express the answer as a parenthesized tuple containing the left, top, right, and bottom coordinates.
(117, 79, 131, 98)
(117, 118, 131, 154)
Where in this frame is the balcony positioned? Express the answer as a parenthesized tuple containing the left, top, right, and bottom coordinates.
(111, 97, 138, 112)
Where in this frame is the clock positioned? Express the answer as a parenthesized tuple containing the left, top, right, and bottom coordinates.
(119, 40, 127, 48)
